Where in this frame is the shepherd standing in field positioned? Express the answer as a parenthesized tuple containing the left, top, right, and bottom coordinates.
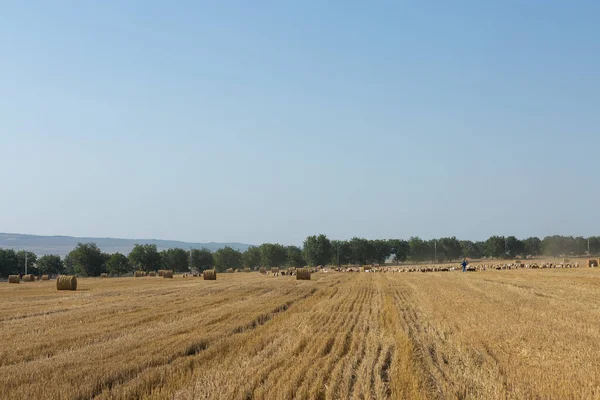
(461, 259, 468, 272)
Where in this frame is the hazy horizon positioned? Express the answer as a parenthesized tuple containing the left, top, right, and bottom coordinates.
(1, 2, 598, 244)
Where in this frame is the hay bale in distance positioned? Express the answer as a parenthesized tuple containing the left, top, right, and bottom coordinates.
(163, 270, 173, 278)
(203, 270, 217, 280)
(243, 268, 251, 273)
(41, 275, 50, 281)
(134, 270, 146, 277)
(271, 267, 279, 275)
(148, 271, 156, 276)
(8, 275, 20, 284)
(56, 275, 77, 291)
(296, 268, 311, 280)
(588, 259, 599, 268)
(22, 274, 35, 282)
(100, 273, 108, 278)
(259, 267, 267, 274)
(226, 268, 233, 273)
(158, 270, 165, 277)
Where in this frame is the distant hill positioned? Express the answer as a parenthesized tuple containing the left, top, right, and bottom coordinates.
(0, 233, 252, 257)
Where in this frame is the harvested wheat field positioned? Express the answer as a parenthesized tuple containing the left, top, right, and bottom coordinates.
(1, 270, 600, 399)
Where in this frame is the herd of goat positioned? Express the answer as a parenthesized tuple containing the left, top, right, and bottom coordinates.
(334, 259, 600, 273)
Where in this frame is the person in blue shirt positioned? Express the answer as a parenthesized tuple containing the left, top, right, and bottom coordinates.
(461, 259, 468, 272)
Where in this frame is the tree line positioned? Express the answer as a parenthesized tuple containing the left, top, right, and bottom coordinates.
(1, 234, 599, 277)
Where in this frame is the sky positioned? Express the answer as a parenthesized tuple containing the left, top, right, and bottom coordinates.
(1, 1, 599, 246)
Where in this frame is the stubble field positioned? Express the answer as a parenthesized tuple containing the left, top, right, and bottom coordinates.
(1, 268, 600, 399)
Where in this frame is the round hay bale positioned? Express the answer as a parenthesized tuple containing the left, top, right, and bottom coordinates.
(148, 271, 156, 277)
(243, 268, 251, 273)
(163, 270, 173, 278)
(588, 259, 599, 268)
(23, 274, 35, 282)
(8, 275, 20, 284)
(100, 273, 108, 278)
(56, 275, 77, 291)
(158, 270, 165, 277)
(226, 268, 233, 273)
(271, 267, 279, 275)
(134, 270, 146, 277)
(296, 268, 311, 280)
(259, 267, 267, 274)
(203, 270, 217, 280)
(41, 275, 50, 281)
(363, 265, 372, 272)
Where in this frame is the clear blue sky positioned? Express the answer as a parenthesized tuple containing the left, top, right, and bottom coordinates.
(1, 1, 598, 245)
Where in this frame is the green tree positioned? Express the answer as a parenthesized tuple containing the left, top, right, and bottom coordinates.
(191, 248, 214, 271)
(302, 234, 332, 267)
(259, 243, 288, 268)
(128, 244, 161, 272)
(36, 255, 64, 275)
(0, 249, 20, 278)
(106, 253, 131, 276)
(287, 245, 305, 268)
(67, 243, 108, 276)
(371, 239, 391, 264)
(17, 251, 38, 275)
(408, 237, 432, 262)
(589, 237, 600, 255)
(242, 246, 261, 269)
(213, 246, 243, 272)
(485, 236, 506, 258)
(460, 240, 485, 259)
(161, 248, 190, 272)
(388, 239, 410, 263)
(505, 236, 525, 258)
(330, 240, 352, 266)
(523, 237, 542, 257)
(348, 237, 373, 265)
(436, 237, 463, 261)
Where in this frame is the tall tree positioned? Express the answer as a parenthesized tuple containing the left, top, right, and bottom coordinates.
(485, 236, 506, 258)
(330, 240, 352, 266)
(106, 253, 131, 276)
(437, 237, 462, 261)
(348, 237, 373, 265)
(191, 248, 214, 271)
(16, 251, 38, 275)
(213, 246, 243, 272)
(36, 255, 64, 275)
(505, 236, 525, 258)
(388, 239, 410, 263)
(259, 243, 288, 268)
(287, 245, 305, 268)
(408, 237, 432, 262)
(302, 234, 332, 267)
(161, 248, 190, 272)
(523, 237, 542, 257)
(67, 242, 107, 276)
(0, 249, 20, 278)
(242, 246, 261, 269)
(371, 239, 392, 264)
(128, 244, 161, 272)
